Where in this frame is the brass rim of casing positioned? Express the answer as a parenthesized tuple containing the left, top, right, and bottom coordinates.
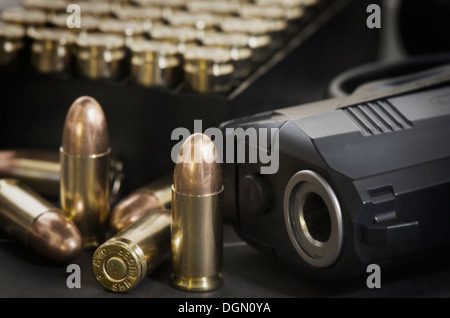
(92, 238, 147, 293)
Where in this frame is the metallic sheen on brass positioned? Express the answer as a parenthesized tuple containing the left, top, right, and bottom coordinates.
(129, 40, 182, 88)
(75, 33, 127, 80)
(0, 179, 82, 262)
(110, 174, 172, 233)
(171, 133, 224, 292)
(0, 150, 123, 202)
(60, 96, 111, 249)
(93, 208, 171, 293)
(183, 46, 234, 94)
(0, 150, 60, 197)
(28, 28, 77, 74)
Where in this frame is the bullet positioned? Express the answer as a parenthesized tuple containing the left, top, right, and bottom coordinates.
(201, 31, 253, 79)
(110, 174, 172, 233)
(0, 150, 124, 202)
(92, 208, 171, 293)
(28, 27, 77, 74)
(0, 179, 82, 262)
(171, 133, 224, 291)
(60, 96, 111, 249)
(220, 18, 272, 63)
(75, 33, 127, 80)
(129, 40, 182, 88)
(0, 22, 25, 65)
(183, 46, 234, 94)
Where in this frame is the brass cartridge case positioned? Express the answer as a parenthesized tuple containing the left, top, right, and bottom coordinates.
(75, 33, 127, 80)
(60, 96, 111, 249)
(0, 22, 25, 65)
(92, 208, 171, 292)
(28, 27, 77, 74)
(110, 174, 172, 233)
(202, 31, 253, 79)
(0, 150, 123, 203)
(0, 150, 60, 197)
(0, 179, 82, 262)
(129, 40, 182, 88)
(60, 151, 110, 248)
(183, 46, 234, 94)
(171, 133, 224, 292)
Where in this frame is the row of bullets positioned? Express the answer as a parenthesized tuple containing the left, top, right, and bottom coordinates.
(0, 0, 321, 93)
(0, 95, 224, 292)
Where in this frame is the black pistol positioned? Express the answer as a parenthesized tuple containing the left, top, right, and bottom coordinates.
(221, 64, 450, 279)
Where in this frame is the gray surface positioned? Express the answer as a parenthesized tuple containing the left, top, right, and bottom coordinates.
(2, 223, 450, 298)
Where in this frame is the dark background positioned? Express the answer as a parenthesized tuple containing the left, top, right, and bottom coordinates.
(1, 0, 450, 298)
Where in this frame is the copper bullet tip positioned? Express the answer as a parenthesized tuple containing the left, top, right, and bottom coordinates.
(110, 191, 162, 233)
(62, 96, 110, 156)
(174, 133, 222, 196)
(28, 211, 82, 262)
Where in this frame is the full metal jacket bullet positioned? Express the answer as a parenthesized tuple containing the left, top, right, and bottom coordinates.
(60, 96, 111, 249)
(0, 179, 82, 262)
(171, 133, 224, 292)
